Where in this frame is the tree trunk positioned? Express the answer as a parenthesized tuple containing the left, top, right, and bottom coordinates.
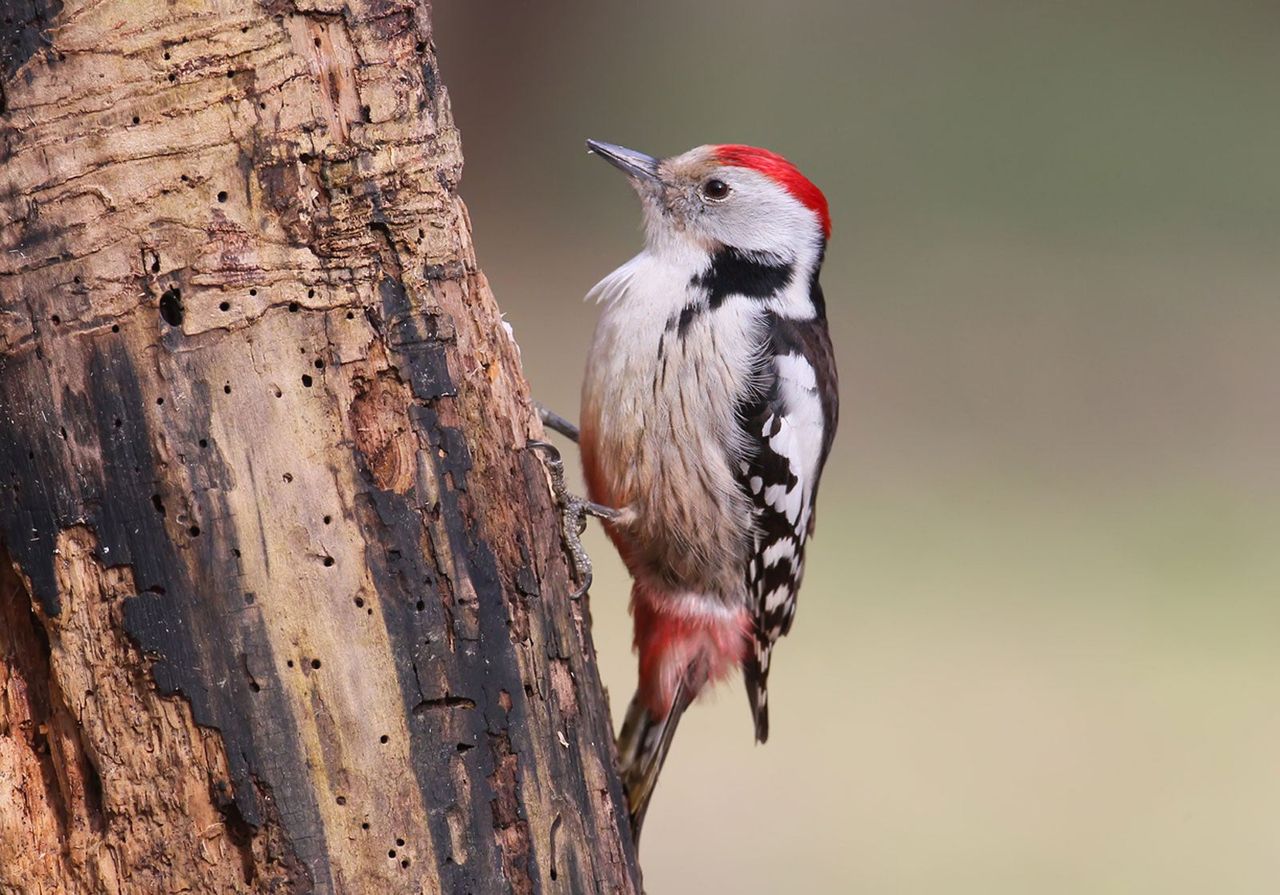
(0, 1, 640, 892)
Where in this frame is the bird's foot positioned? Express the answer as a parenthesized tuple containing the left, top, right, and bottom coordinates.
(527, 440, 618, 598)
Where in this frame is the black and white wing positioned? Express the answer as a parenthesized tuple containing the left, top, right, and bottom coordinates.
(739, 311, 839, 742)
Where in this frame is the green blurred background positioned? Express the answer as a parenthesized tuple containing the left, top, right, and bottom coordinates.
(434, 2, 1280, 891)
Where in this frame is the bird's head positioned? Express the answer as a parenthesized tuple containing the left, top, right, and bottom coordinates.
(586, 139, 830, 261)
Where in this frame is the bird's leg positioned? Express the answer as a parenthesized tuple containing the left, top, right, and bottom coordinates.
(536, 402, 580, 443)
(527, 440, 618, 599)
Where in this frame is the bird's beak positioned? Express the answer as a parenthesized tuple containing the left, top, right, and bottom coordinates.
(586, 139, 661, 183)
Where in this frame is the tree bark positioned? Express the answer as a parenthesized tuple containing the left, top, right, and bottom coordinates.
(0, 1, 640, 892)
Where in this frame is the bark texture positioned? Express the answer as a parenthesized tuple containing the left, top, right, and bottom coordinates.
(0, 1, 639, 892)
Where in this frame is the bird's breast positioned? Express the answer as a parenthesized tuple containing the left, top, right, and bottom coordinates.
(581, 271, 765, 601)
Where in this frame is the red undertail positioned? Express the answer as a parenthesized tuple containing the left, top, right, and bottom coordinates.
(617, 582, 750, 841)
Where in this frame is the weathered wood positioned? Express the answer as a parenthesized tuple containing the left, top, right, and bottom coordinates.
(0, 1, 640, 892)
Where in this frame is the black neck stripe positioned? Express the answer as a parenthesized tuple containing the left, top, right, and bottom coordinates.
(691, 247, 795, 310)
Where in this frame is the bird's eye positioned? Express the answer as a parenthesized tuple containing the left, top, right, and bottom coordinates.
(701, 178, 731, 202)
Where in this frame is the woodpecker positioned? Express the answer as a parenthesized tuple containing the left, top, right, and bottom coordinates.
(576, 139, 839, 838)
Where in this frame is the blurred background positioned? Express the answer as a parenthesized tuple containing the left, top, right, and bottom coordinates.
(435, 2, 1280, 891)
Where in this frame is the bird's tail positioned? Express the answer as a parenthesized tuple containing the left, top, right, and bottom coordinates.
(742, 640, 772, 743)
(616, 677, 696, 844)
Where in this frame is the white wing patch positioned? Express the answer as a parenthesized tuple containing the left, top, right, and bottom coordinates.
(762, 482, 789, 513)
(761, 538, 797, 569)
(763, 585, 790, 612)
(772, 353, 825, 506)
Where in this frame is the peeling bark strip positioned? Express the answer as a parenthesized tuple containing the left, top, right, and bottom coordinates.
(0, 2, 640, 893)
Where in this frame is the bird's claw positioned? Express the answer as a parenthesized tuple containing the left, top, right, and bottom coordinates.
(528, 440, 617, 599)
